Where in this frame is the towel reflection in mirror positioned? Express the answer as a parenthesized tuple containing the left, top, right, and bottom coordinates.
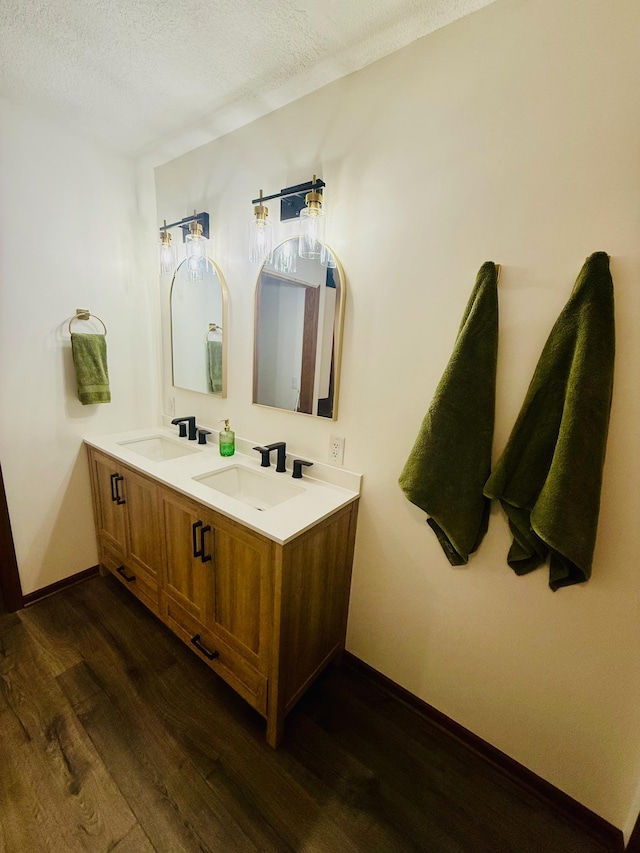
(170, 258, 228, 397)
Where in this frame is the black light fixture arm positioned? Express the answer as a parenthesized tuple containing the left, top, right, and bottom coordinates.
(251, 177, 326, 222)
(159, 211, 210, 243)
(251, 178, 325, 206)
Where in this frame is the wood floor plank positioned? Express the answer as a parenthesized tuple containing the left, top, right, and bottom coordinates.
(72, 687, 255, 853)
(0, 576, 620, 853)
(56, 584, 291, 852)
(102, 578, 363, 852)
(54, 637, 261, 852)
(152, 662, 363, 853)
(70, 575, 366, 853)
(336, 663, 613, 852)
(110, 822, 156, 852)
(299, 665, 613, 853)
(19, 595, 84, 677)
(280, 711, 418, 853)
(23, 580, 176, 681)
(0, 618, 139, 852)
(296, 674, 488, 852)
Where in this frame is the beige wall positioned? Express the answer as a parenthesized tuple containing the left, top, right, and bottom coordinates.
(153, 0, 640, 833)
(0, 98, 160, 595)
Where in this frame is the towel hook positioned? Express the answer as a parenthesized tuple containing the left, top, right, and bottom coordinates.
(68, 309, 107, 336)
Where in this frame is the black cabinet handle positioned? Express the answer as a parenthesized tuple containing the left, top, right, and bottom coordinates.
(200, 524, 212, 563)
(190, 634, 219, 660)
(192, 520, 203, 559)
(116, 565, 136, 583)
(113, 475, 126, 505)
(192, 520, 212, 563)
(110, 472, 118, 502)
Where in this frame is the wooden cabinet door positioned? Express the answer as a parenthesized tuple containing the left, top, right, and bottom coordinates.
(161, 490, 272, 672)
(207, 512, 273, 675)
(91, 451, 128, 557)
(161, 490, 215, 627)
(124, 467, 161, 584)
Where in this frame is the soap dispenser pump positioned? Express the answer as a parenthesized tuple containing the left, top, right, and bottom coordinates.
(218, 419, 235, 457)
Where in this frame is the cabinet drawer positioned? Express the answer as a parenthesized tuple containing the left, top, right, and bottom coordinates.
(164, 597, 268, 717)
(101, 545, 160, 615)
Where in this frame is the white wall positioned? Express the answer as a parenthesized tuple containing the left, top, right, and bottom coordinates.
(257, 279, 305, 411)
(0, 98, 160, 595)
(152, 0, 640, 833)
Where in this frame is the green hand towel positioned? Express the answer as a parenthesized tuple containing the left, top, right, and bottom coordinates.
(206, 339, 223, 394)
(399, 262, 499, 565)
(71, 333, 111, 405)
(483, 252, 615, 590)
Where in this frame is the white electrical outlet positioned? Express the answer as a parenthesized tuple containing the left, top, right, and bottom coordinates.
(167, 396, 175, 416)
(329, 435, 345, 465)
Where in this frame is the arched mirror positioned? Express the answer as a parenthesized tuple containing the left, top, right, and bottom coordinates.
(171, 258, 228, 396)
(253, 238, 345, 419)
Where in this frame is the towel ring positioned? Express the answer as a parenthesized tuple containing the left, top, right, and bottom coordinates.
(205, 323, 223, 341)
(68, 309, 107, 336)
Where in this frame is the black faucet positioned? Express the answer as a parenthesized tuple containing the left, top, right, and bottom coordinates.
(265, 442, 287, 473)
(292, 459, 313, 479)
(171, 416, 197, 441)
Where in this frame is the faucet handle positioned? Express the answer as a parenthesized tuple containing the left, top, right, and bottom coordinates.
(292, 459, 313, 479)
(197, 428, 211, 445)
(253, 446, 271, 467)
(171, 416, 188, 438)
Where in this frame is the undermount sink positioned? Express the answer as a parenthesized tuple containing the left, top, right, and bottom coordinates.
(193, 465, 303, 511)
(117, 435, 200, 462)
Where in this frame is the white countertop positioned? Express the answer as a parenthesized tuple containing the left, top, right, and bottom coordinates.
(85, 426, 361, 545)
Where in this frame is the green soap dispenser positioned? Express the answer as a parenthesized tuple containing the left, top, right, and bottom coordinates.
(218, 419, 235, 457)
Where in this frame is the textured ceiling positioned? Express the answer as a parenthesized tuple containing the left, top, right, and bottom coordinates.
(1, 0, 496, 157)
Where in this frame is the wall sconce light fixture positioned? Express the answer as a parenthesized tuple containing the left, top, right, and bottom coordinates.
(298, 176, 325, 261)
(158, 211, 210, 278)
(249, 176, 327, 264)
(185, 211, 208, 281)
(249, 190, 273, 263)
(158, 220, 177, 277)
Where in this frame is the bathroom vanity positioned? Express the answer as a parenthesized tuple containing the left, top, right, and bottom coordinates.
(85, 428, 360, 747)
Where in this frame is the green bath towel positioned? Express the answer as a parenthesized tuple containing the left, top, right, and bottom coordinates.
(207, 339, 223, 394)
(484, 252, 615, 590)
(399, 262, 499, 565)
(71, 333, 111, 405)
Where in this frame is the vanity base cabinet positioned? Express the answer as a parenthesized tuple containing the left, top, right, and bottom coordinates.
(86, 446, 359, 747)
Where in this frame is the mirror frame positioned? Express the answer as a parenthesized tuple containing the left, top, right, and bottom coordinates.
(252, 238, 346, 420)
(170, 256, 229, 398)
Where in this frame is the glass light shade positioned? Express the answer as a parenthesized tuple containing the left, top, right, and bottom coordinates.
(273, 238, 297, 274)
(298, 206, 325, 260)
(321, 242, 337, 269)
(185, 232, 207, 282)
(158, 235, 177, 277)
(249, 217, 273, 263)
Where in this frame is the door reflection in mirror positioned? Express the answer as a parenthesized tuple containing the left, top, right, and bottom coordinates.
(171, 258, 228, 397)
(253, 238, 344, 419)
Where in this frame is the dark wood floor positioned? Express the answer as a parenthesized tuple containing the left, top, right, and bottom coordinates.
(0, 575, 616, 853)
